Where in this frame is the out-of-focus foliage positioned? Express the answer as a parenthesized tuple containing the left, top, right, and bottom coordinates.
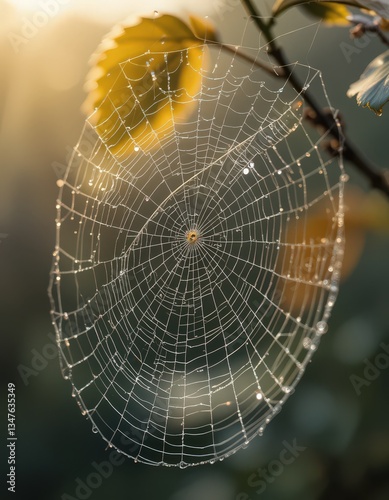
(300, 2, 351, 25)
(273, 0, 389, 19)
(278, 187, 389, 313)
(272, 0, 389, 115)
(347, 50, 389, 115)
(83, 14, 218, 155)
(2, 1, 389, 499)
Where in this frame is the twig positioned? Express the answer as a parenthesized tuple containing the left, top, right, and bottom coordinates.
(375, 26, 389, 47)
(217, 42, 277, 77)
(239, 0, 389, 198)
(348, 16, 389, 47)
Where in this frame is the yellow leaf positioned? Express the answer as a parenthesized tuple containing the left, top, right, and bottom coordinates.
(273, 0, 364, 18)
(380, 17, 389, 31)
(301, 3, 351, 25)
(276, 185, 389, 314)
(83, 14, 218, 156)
(345, 188, 389, 234)
(275, 186, 387, 314)
(276, 203, 345, 315)
(189, 15, 219, 41)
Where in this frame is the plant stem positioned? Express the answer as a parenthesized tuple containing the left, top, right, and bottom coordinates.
(239, 0, 389, 198)
(217, 42, 277, 77)
(375, 27, 389, 47)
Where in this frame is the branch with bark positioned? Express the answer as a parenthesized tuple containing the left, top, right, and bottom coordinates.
(236, 0, 389, 198)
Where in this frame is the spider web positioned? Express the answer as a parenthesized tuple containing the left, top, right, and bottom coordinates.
(49, 41, 345, 467)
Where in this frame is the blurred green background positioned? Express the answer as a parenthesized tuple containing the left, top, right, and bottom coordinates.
(1, 1, 389, 499)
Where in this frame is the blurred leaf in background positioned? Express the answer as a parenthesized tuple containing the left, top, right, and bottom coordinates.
(278, 186, 389, 313)
(272, 0, 389, 19)
(1, 0, 389, 499)
(347, 49, 389, 115)
(300, 2, 351, 24)
(272, 0, 351, 24)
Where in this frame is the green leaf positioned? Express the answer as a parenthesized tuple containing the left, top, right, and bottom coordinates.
(273, 0, 389, 20)
(347, 50, 389, 115)
(83, 14, 219, 156)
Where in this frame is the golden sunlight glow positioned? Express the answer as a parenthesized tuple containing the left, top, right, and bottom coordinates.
(7, 0, 45, 11)
(6, 0, 217, 21)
